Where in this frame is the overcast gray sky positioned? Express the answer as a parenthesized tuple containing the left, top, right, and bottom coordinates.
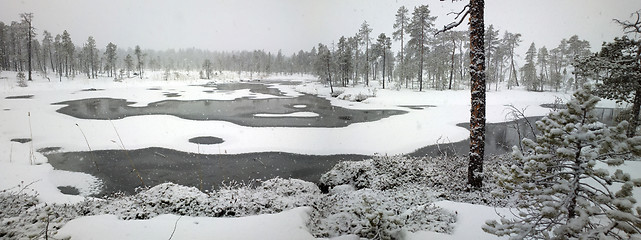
(1, 0, 639, 55)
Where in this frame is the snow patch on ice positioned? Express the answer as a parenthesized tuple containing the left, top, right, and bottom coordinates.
(254, 112, 319, 118)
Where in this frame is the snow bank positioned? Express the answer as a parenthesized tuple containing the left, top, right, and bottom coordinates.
(56, 207, 316, 240)
(407, 201, 511, 240)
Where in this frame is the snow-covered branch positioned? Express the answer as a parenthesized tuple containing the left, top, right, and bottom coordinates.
(435, 5, 470, 36)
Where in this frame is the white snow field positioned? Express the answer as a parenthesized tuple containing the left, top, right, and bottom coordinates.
(0, 71, 633, 239)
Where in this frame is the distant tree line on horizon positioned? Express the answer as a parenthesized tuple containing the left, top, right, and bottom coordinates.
(314, 5, 594, 93)
(0, 7, 603, 93)
(0, 15, 315, 81)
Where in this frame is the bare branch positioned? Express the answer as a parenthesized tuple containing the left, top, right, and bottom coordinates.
(613, 10, 641, 34)
(435, 8, 470, 36)
(447, 5, 470, 18)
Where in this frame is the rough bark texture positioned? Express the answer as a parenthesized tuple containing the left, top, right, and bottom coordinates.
(632, 44, 641, 137)
(468, 0, 486, 188)
(631, 87, 641, 137)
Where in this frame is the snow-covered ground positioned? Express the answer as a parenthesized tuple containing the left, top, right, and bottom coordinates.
(0, 71, 631, 239)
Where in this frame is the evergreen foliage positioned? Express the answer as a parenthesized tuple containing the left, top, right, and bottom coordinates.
(522, 42, 538, 91)
(574, 35, 641, 136)
(485, 87, 641, 239)
(407, 5, 436, 91)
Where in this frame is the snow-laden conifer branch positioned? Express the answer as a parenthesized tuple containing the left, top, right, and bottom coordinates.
(486, 87, 641, 239)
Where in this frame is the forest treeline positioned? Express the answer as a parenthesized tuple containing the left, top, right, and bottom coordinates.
(0, 5, 594, 92)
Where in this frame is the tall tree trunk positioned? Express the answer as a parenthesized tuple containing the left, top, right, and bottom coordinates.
(630, 87, 641, 137)
(419, 19, 424, 92)
(49, 49, 54, 74)
(327, 58, 333, 94)
(365, 41, 369, 86)
(632, 45, 641, 137)
(449, 37, 455, 90)
(382, 51, 386, 89)
(401, 24, 406, 88)
(27, 23, 32, 81)
(468, 0, 486, 188)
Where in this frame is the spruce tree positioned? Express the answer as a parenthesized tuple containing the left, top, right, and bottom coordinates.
(485, 86, 641, 239)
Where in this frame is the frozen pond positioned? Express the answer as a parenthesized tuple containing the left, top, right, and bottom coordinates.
(39, 81, 622, 196)
(44, 116, 541, 195)
(54, 92, 406, 128)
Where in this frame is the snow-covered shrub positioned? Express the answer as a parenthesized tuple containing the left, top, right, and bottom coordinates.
(485, 86, 641, 239)
(0, 192, 99, 239)
(312, 185, 455, 239)
(354, 93, 369, 102)
(335, 89, 376, 102)
(320, 156, 431, 191)
(105, 183, 211, 219)
(0, 189, 38, 220)
(211, 178, 321, 216)
(320, 159, 375, 190)
(17, 72, 27, 87)
(320, 155, 515, 206)
(330, 90, 344, 98)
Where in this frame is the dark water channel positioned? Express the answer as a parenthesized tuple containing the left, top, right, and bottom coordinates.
(46, 148, 369, 195)
(409, 107, 621, 158)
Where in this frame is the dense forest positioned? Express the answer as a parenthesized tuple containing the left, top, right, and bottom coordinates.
(1, 5, 593, 92)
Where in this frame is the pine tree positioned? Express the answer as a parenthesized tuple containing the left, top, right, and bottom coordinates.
(549, 47, 563, 91)
(104, 42, 117, 78)
(407, 5, 436, 91)
(134, 45, 143, 79)
(337, 36, 352, 87)
(503, 32, 522, 89)
(485, 86, 641, 239)
(373, 33, 391, 89)
(61, 30, 74, 77)
(537, 46, 549, 91)
(54, 34, 63, 81)
(83, 36, 98, 78)
(358, 21, 372, 86)
(20, 13, 34, 81)
(315, 43, 333, 93)
(522, 42, 538, 91)
(202, 59, 213, 79)
(485, 24, 499, 89)
(41, 30, 53, 76)
(566, 35, 591, 90)
(579, 36, 641, 137)
(393, 6, 410, 88)
(124, 54, 133, 78)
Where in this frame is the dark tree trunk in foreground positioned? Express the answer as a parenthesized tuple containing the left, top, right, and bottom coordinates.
(468, 0, 486, 188)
